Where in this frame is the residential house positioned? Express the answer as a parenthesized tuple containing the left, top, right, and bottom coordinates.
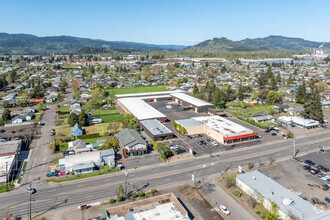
(11, 115, 24, 124)
(71, 123, 83, 137)
(68, 139, 86, 151)
(251, 115, 274, 123)
(116, 128, 147, 157)
(100, 149, 116, 168)
(273, 104, 290, 112)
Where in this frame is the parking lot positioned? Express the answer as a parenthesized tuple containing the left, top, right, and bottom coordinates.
(149, 100, 281, 156)
(261, 151, 330, 208)
(0, 124, 33, 140)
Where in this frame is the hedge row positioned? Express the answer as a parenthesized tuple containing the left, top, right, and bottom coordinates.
(56, 133, 100, 143)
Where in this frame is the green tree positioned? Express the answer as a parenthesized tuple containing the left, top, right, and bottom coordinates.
(2, 109, 11, 122)
(213, 88, 227, 109)
(266, 66, 273, 79)
(257, 72, 268, 90)
(258, 200, 280, 220)
(266, 90, 283, 105)
(78, 111, 88, 126)
(287, 74, 294, 85)
(193, 84, 199, 96)
(116, 184, 125, 200)
(295, 81, 306, 104)
(302, 82, 323, 122)
(89, 88, 104, 108)
(276, 72, 281, 83)
(269, 74, 278, 91)
(68, 113, 79, 127)
(36, 102, 46, 112)
(226, 85, 235, 102)
(237, 84, 244, 101)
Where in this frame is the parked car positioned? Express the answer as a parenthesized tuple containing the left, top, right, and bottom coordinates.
(11, 130, 15, 134)
(220, 205, 231, 215)
(271, 133, 277, 136)
(40, 122, 45, 126)
(310, 169, 320, 175)
(0, 129, 5, 133)
(46, 172, 58, 177)
(174, 148, 183, 154)
(304, 160, 315, 166)
(26, 187, 36, 194)
(210, 141, 218, 146)
(265, 129, 270, 133)
(206, 139, 211, 143)
(58, 171, 69, 176)
(303, 165, 311, 170)
(325, 196, 330, 203)
(197, 140, 206, 145)
(170, 144, 179, 150)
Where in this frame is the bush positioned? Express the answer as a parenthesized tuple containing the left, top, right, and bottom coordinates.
(109, 198, 116, 203)
(232, 190, 242, 197)
(138, 192, 145, 197)
(117, 196, 125, 202)
(287, 131, 294, 138)
(131, 193, 138, 199)
(77, 133, 100, 139)
(151, 189, 157, 193)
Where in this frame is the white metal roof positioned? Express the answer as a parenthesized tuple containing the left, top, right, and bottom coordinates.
(237, 170, 330, 220)
(192, 115, 253, 136)
(171, 93, 213, 107)
(115, 90, 183, 99)
(140, 119, 173, 136)
(278, 116, 319, 127)
(118, 98, 166, 121)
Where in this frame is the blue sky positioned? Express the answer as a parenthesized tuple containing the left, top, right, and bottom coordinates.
(0, 0, 329, 45)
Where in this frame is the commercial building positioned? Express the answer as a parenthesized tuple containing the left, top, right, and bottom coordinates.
(140, 119, 173, 141)
(105, 193, 189, 220)
(0, 140, 22, 183)
(116, 128, 147, 157)
(176, 116, 258, 145)
(278, 116, 320, 129)
(171, 92, 214, 113)
(64, 151, 101, 174)
(236, 170, 330, 220)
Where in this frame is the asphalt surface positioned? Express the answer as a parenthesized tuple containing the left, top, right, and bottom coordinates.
(1, 129, 330, 218)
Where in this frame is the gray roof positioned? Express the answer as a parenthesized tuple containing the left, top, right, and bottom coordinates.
(176, 119, 203, 127)
(140, 120, 173, 136)
(71, 161, 95, 170)
(251, 115, 274, 121)
(71, 123, 82, 133)
(0, 140, 22, 154)
(100, 149, 115, 157)
(116, 128, 146, 148)
(72, 139, 86, 149)
(237, 170, 330, 220)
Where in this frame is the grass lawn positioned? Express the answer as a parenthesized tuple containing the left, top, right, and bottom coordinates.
(94, 109, 118, 115)
(84, 137, 105, 145)
(46, 165, 120, 183)
(56, 120, 68, 126)
(59, 142, 68, 152)
(56, 123, 113, 138)
(58, 106, 70, 112)
(227, 102, 277, 117)
(18, 161, 28, 184)
(59, 114, 70, 119)
(0, 184, 14, 193)
(100, 114, 123, 123)
(108, 85, 169, 100)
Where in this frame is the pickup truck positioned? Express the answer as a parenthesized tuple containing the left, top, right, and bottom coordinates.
(46, 172, 58, 177)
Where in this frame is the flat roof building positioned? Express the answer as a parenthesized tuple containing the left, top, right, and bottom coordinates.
(140, 119, 174, 141)
(171, 93, 214, 113)
(176, 116, 258, 145)
(278, 116, 320, 129)
(105, 193, 189, 220)
(0, 140, 22, 183)
(236, 170, 330, 220)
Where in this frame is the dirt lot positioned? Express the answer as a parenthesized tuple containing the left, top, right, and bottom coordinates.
(261, 154, 330, 208)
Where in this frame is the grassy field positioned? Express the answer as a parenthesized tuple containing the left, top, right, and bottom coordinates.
(94, 109, 118, 115)
(56, 123, 113, 137)
(46, 165, 120, 183)
(84, 137, 105, 145)
(59, 114, 70, 119)
(108, 85, 169, 100)
(58, 106, 70, 112)
(227, 102, 277, 117)
(56, 120, 68, 126)
(0, 184, 14, 193)
(100, 114, 124, 123)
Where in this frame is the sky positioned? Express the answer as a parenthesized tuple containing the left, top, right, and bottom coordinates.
(0, 0, 329, 45)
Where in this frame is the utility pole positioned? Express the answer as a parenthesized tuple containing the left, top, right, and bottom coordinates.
(293, 139, 296, 158)
(29, 182, 32, 220)
(5, 161, 8, 192)
(124, 169, 128, 198)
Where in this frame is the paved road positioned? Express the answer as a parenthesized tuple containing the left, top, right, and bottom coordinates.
(1, 129, 330, 218)
(22, 77, 73, 187)
(201, 175, 258, 220)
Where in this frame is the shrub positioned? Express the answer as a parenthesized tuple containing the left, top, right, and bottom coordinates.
(131, 193, 138, 199)
(232, 190, 242, 198)
(109, 198, 116, 203)
(77, 133, 100, 139)
(138, 192, 145, 197)
(117, 196, 125, 202)
(151, 189, 157, 194)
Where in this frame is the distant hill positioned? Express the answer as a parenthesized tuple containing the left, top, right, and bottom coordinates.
(0, 33, 187, 54)
(185, 35, 330, 52)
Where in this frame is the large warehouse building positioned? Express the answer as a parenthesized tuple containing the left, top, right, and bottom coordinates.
(116, 91, 214, 121)
(176, 115, 258, 145)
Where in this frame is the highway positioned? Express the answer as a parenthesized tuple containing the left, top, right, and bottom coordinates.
(1, 129, 329, 218)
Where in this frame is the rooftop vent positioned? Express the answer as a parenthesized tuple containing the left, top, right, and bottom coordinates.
(251, 176, 256, 180)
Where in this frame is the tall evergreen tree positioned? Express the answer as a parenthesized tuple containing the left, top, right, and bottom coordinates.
(213, 88, 227, 109)
(78, 111, 88, 126)
(68, 113, 79, 127)
(193, 84, 199, 96)
(276, 73, 281, 83)
(226, 85, 235, 102)
(266, 66, 273, 79)
(269, 74, 278, 91)
(287, 74, 294, 85)
(257, 72, 268, 90)
(295, 81, 306, 104)
(237, 84, 244, 101)
(302, 82, 323, 122)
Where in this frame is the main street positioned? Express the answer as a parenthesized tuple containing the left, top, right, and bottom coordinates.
(1, 128, 329, 218)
